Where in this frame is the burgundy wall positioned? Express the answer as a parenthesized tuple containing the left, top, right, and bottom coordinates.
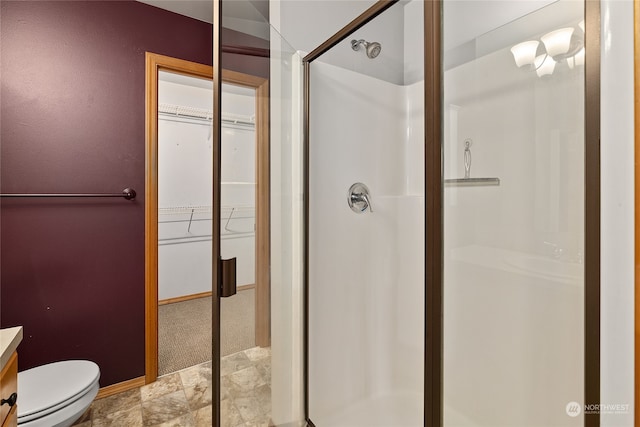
(0, 1, 214, 386)
(1, 0, 270, 388)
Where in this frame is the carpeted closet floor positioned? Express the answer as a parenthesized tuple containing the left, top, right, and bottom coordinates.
(158, 288, 255, 376)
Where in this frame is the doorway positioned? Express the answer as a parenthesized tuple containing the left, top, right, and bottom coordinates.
(145, 52, 270, 383)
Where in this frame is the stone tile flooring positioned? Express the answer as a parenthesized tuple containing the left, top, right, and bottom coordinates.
(73, 347, 271, 427)
(221, 347, 272, 426)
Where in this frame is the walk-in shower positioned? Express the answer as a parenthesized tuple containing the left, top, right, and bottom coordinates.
(302, 0, 591, 425)
(305, 1, 424, 425)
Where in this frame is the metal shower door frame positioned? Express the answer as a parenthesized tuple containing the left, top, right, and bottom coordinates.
(301, 0, 443, 425)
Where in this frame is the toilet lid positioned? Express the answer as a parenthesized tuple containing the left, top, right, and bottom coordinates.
(17, 360, 100, 421)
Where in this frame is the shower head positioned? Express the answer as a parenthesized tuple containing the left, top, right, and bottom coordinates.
(366, 41, 382, 59)
(351, 39, 382, 59)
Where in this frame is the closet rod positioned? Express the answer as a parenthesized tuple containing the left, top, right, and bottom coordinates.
(158, 111, 255, 127)
(0, 188, 137, 200)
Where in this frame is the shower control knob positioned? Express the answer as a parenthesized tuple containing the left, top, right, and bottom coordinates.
(348, 183, 373, 213)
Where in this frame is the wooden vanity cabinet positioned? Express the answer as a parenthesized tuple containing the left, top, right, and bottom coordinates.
(0, 352, 17, 427)
(2, 408, 16, 427)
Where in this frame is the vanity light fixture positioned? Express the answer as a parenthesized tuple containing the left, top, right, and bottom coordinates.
(566, 47, 585, 69)
(540, 27, 575, 58)
(510, 21, 584, 76)
(534, 54, 556, 77)
(510, 40, 539, 67)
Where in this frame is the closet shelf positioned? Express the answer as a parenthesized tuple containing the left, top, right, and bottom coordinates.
(159, 205, 255, 215)
(159, 205, 212, 215)
(159, 205, 255, 234)
(221, 181, 256, 185)
(158, 103, 255, 127)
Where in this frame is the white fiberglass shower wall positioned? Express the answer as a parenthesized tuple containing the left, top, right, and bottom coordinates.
(307, 1, 424, 425)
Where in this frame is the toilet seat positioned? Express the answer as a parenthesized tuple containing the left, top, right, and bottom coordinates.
(18, 360, 100, 425)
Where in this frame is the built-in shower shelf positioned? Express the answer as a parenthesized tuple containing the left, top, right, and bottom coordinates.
(444, 177, 500, 187)
(221, 181, 256, 185)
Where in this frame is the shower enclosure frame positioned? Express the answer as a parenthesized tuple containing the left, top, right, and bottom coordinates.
(302, 1, 441, 424)
(300, 1, 601, 426)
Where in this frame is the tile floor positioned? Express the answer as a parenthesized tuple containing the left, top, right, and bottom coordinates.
(72, 347, 271, 427)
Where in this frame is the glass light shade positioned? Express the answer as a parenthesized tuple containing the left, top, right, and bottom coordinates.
(541, 27, 575, 58)
(534, 54, 556, 77)
(567, 47, 585, 69)
(574, 47, 585, 66)
(579, 20, 585, 33)
(510, 40, 540, 67)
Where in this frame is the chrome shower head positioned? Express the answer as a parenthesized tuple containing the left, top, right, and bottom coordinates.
(351, 39, 382, 59)
(366, 41, 381, 59)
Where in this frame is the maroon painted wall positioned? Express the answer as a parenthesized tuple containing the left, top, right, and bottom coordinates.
(0, 1, 214, 386)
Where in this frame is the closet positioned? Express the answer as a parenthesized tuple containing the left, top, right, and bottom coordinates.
(156, 70, 258, 375)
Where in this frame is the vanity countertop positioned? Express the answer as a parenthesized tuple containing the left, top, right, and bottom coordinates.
(0, 327, 23, 371)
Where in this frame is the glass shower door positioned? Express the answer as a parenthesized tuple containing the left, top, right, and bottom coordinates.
(306, 1, 424, 425)
(218, 3, 305, 424)
(442, 1, 586, 425)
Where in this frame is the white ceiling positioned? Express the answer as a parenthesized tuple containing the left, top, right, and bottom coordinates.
(137, 0, 214, 23)
(137, 0, 562, 53)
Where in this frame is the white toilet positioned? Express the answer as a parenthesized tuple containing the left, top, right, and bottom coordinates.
(17, 360, 100, 427)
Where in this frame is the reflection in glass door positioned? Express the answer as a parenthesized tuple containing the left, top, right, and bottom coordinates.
(219, 73, 272, 426)
(442, 1, 586, 425)
(157, 70, 214, 377)
(218, 7, 305, 423)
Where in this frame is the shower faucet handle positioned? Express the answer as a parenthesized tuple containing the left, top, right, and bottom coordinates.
(348, 183, 373, 213)
(359, 192, 373, 212)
